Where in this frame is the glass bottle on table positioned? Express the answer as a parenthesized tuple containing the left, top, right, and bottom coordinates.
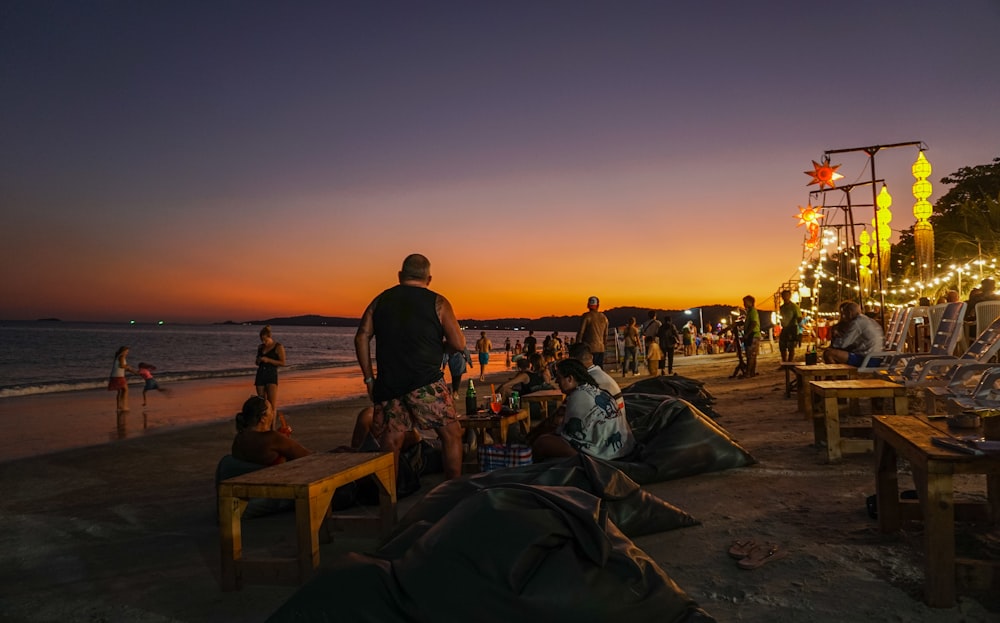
(465, 379, 477, 415)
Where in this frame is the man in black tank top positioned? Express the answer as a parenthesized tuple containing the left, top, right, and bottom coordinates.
(355, 254, 467, 480)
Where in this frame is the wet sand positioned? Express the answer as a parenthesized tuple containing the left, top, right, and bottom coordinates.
(1, 350, 997, 622)
(0, 356, 516, 463)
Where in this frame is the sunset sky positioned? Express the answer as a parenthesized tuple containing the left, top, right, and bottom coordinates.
(3, 1, 999, 323)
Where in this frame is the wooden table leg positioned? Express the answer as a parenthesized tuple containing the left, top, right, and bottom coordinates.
(802, 377, 814, 418)
(219, 493, 247, 591)
(785, 368, 793, 398)
(875, 437, 901, 532)
(371, 459, 398, 538)
(295, 496, 323, 582)
(823, 395, 842, 461)
(922, 464, 956, 607)
(893, 392, 909, 415)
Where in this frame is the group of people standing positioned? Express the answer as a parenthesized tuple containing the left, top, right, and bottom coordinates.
(632, 311, 682, 376)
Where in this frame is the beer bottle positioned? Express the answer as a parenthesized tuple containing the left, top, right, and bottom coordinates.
(465, 379, 477, 415)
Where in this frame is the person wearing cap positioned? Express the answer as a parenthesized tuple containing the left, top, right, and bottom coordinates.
(576, 296, 610, 367)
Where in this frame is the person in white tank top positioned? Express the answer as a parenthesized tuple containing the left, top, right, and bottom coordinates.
(108, 346, 137, 411)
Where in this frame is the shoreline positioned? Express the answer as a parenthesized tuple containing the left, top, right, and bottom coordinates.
(0, 354, 520, 464)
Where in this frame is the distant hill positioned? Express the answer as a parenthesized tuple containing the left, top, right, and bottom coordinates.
(242, 304, 766, 332)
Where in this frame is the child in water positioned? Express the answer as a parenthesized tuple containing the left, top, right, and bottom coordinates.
(137, 363, 169, 406)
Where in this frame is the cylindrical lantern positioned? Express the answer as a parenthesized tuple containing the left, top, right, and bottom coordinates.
(912, 151, 934, 282)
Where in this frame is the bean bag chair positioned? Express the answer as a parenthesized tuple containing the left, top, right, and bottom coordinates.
(266, 484, 716, 623)
(623, 374, 720, 419)
(606, 394, 756, 484)
(392, 453, 699, 539)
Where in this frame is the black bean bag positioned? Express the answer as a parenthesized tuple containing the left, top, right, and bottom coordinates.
(391, 453, 699, 539)
(606, 393, 756, 484)
(623, 374, 720, 419)
(266, 484, 716, 623)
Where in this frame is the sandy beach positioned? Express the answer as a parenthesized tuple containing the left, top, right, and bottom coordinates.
(1, 349, 997, 622)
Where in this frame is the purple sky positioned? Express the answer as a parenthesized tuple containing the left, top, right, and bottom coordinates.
(2, 1, 999, 322)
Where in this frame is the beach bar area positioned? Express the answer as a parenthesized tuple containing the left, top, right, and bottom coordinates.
(2, 350, 998, 622)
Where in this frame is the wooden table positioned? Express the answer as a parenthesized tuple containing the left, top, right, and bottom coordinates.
(873, 415, 1000, 607)
(779, 361, 804, 398)
(810, 379, 908, 461)
(520, 388, 564, 420)
(793, 363, 859, 418)
(218, 451, 396, 590)
(459, 407, 530, 446)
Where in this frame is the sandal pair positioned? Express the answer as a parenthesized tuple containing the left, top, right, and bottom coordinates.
(728, 538, 787, 569)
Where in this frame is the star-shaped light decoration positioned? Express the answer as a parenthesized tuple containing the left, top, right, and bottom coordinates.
(804, 159, 844, 189)
(794, 204, 825, 227)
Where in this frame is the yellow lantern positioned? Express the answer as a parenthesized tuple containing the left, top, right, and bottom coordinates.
(912, 151, 934, 281)
(912, 151, 932, 180)
(913, 199, 932, 220)
(876, 185, 892, 210)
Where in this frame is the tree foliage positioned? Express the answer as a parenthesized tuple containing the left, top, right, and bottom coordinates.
(893, 157, 1000, 291)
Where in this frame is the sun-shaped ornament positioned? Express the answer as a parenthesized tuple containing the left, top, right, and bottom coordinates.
(804, 159, 844, 189)
(795, 204, 825, 227)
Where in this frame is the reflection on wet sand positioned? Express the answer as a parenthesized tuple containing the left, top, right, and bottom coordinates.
(114, 409, 149, 440)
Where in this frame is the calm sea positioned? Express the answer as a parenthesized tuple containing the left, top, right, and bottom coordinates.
(0, 322, 551, 399)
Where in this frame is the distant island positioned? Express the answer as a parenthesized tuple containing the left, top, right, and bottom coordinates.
(239, 304, 758, 333)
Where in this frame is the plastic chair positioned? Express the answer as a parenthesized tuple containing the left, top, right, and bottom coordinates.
(864, 302, 966, 374)
(976, 300, 1000, 340)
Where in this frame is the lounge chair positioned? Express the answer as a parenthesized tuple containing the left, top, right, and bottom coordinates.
(923, 365, 1000, 414)
(861, 302, 965, 374)
(885, 312, 1000, 388)
(854, 306, 913, 372)
(943, 366, 1000, 412)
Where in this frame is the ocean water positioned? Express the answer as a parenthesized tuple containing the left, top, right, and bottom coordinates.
(0, 321, 554, 399)
(0, 322, 360, 398)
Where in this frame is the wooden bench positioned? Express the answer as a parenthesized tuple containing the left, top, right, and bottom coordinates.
(793, 363, 858, 418)
(810, 379, 908, 461)
(218, 451, 396, 590)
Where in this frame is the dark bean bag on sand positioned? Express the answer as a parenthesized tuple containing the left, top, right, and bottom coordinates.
(623, 374, 721, 419)
(605, 387, 756, 485)
(391, 453, 699, 539)
(265, 483, 716, 623)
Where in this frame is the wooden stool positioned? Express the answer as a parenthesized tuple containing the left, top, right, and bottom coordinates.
(218, 451, 396, 590)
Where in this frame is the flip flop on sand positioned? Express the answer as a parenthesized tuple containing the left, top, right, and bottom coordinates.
(737, 542, 787, 570)
(727, 538, 757, 559)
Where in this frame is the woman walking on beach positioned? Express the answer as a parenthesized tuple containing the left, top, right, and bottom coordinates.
(255, 325, 286, 418)
(108, 346, 137, 411)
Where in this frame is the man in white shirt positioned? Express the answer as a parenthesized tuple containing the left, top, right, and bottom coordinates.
(568, 342, 626, 418)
